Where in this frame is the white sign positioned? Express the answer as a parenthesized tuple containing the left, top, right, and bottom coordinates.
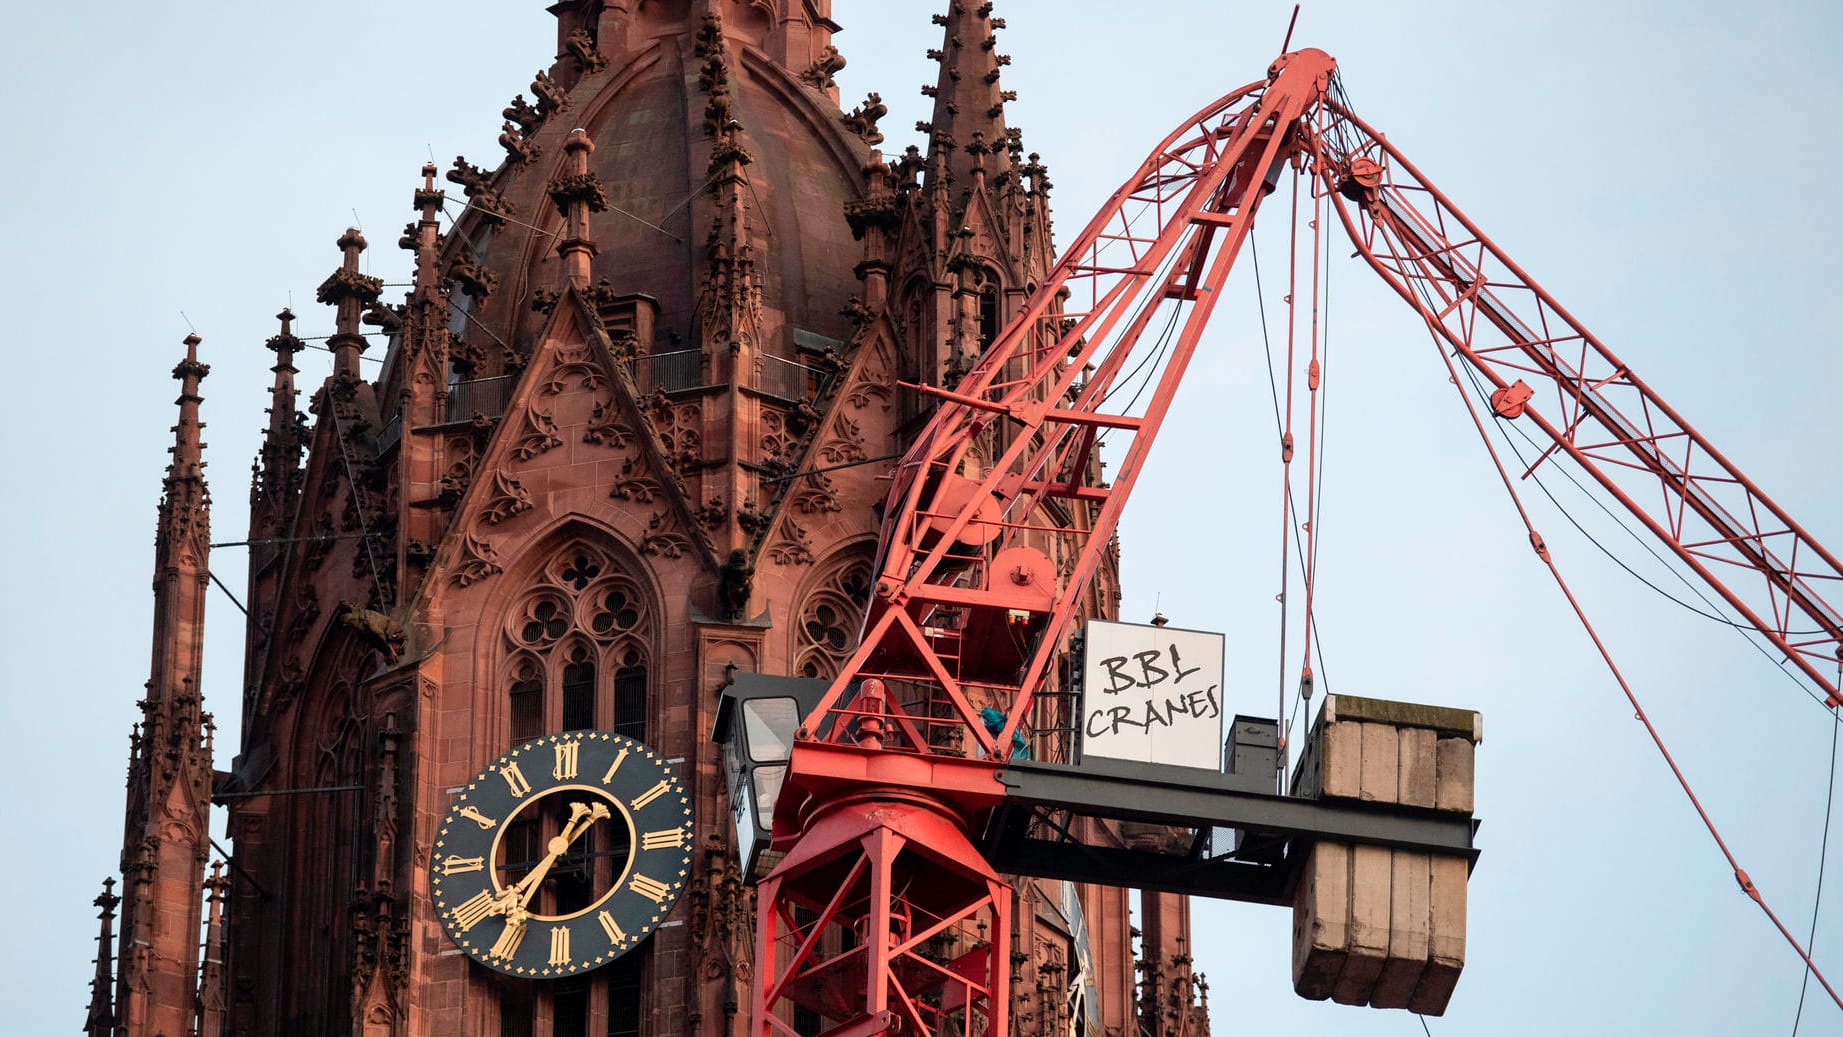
(1079, 619, 1225, 770)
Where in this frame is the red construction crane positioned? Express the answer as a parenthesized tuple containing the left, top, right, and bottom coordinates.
(742, 46, 1843, 1036)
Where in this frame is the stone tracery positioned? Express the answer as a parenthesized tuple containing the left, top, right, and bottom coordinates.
(791, 547, 875, 679)
(498, 538, 655, 743)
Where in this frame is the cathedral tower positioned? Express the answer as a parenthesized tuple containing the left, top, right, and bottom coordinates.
(97, 4, 1207, 1034)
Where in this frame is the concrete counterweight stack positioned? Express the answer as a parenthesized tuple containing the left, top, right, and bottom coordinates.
(1289, 695, 1481, 1015)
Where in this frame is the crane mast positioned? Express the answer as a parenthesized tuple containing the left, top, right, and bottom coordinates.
(748, 46, 1842, 1036)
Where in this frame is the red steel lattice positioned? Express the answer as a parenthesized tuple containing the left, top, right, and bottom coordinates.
(752, 45, 1843, 1037)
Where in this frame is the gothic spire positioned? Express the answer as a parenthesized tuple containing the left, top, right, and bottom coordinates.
(412, 163, 445, 298)
(167, 332, 209, 496)
(83, 879, 119, 1037)
(252, 309, 303, 521)
(398, 162, 453, 599)
(923, 0, 1017, 197)
(118, 334, 216, 1037)
(693, 10, 763, 354)
(316, 228, 382, 380)
(196, 863, 229, 1037)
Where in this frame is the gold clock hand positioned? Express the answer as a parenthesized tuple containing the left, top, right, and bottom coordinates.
(512, 801, 611, 911)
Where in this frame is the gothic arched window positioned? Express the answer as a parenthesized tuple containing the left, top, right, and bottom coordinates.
(793, 548, 875, 680)
(498, 540, 655, 743)
(978, 278, 1000, 350)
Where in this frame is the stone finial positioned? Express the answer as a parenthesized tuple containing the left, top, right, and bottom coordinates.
(548, 128, 606, 290)
(167, 333, 210, 487)
(82, 878, 121, 1037)
(254, 307, 305, 511)
(412, 163, 446, 295)
(316, 228, 382, 379)
(266, 308, 300, 381)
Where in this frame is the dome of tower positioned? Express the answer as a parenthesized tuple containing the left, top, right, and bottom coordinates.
(437, 0, 872, 367)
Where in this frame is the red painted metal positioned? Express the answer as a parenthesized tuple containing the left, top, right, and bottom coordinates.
(1308, 101, 1843, 707)
(755, 49, 1344, 1036)
(752, 42, 1843, 1036)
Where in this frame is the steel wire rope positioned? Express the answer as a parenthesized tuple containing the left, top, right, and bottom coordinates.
(1298, 161, 1326, 705)
(1085, 211, 1193, 470)
(1298, 152, 1338, 755)
(1088, 200, 1191, 420)
(1250, 231, 1337, 774)
(1296, 164, 1339, 761)
(1442, 341, 1843, 1029)
(1256, 226, 1293, 773)
(1399, 261, 1843, 1011)
(442, 166, 720, 244)
(1453, 352, 1834, 711)
(1279, 167, 1303, 776)
(326, 404, 390, 610)
(443, 194, 568, 244)
(1438, 292, 1843, 1028)
(1496, 413, 1829, 637)
(431, 204, 533, 363)
(294, 338, 387, 363)
(1796, 716, 1841, 1034)
(1096, 293, 1183, 427)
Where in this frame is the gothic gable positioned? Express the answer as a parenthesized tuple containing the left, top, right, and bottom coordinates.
(752, 326, 897, 574)
(424, 290, 717, 607)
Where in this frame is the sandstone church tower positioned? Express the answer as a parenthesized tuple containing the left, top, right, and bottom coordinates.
(90, 3, 1210, 1034)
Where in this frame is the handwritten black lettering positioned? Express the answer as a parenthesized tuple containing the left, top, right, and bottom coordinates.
(1093, 643, 1209, 695)
(1101, 655, 1136, 694)
(1169, 645, 1201, 685)
(1144, 698, 1170, 728)
(1182, 686, 1221, 720)
(1134, 649, 1169, 687)
(1086, 684, 1224, 743)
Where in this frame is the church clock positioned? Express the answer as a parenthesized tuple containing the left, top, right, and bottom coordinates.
(432, 731, 693, 977)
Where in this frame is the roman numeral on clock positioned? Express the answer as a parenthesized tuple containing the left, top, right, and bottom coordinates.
(600, 747, 630, 784)
(628, 874, 672, 903)
(641, 827, 688, 851)
(456, 805, 496, 830)
(630, 779, 671, 811)
(488, 918, 526, 960)
(598, 909, 628, 945)
(548, 925, 571, 967)
(553, 739, 580, 780)
(448, 891, 498, 932)
(440, 854, 485, 876)
(501, 761, 533, 798)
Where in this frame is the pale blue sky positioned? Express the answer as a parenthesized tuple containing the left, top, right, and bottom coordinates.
(4, 2, 1840, 1033)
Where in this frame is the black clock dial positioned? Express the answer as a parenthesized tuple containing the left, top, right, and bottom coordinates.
(431, 730, 694, 977)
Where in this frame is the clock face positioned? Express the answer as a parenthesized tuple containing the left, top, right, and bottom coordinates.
(431, 730, 693, 977)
